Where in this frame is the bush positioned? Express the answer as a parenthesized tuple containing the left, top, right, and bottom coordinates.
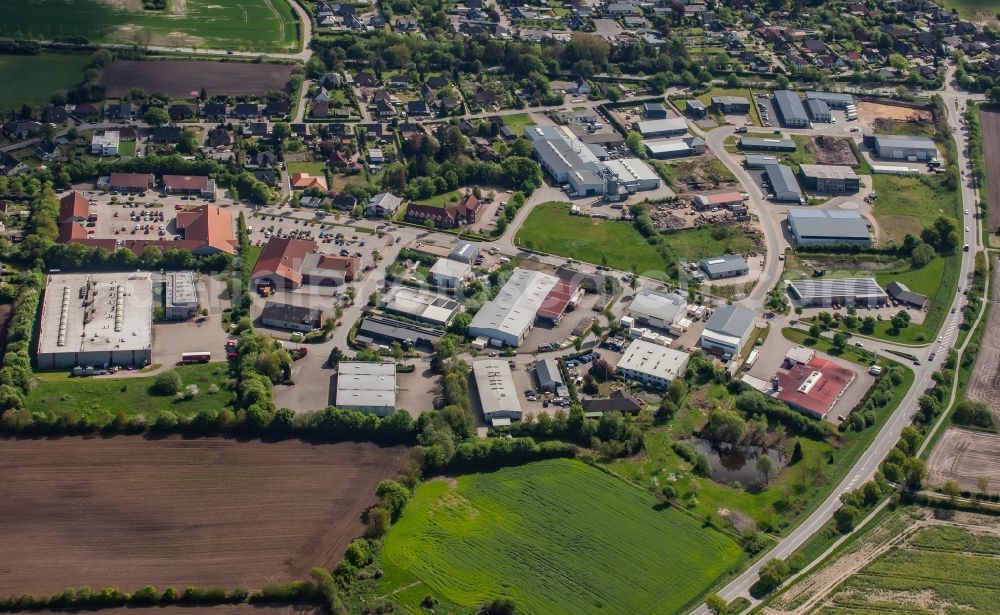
(154, 370, 183, 395)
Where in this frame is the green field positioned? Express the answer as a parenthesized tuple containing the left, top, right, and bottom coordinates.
(412, 189, 465, 207)
(937, 0, 1000, 21)
(0, 0, 299, 51)
(0, 52, 92, 112)
(870, 174, 961, 244)
(660, 225, 760, 260)
(515, 201, 668, 277)
(501, 112, 534, 134)
(26, 363, 234, 422)
(286, 161, 327, 176)
(378, 459, 744, 614)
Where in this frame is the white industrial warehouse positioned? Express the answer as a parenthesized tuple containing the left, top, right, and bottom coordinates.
(468, 268, 558, 347)
(382, 286, 461, 326)
(335, 361, 397, 416)
(473, 358, 523, 426)
(616, 339, 690, 388)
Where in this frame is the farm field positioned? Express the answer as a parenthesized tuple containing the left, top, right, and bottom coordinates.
(926, 428, 1000, 492)
(0, 0, 299, 51)
(100, 60, 294, 98)
(0, 438, 408, 594)
(25, 363, 234, 422)
(514, 201, 668, 278)
(981, 108, 1000, 247)
(26, 607, 322, 615)
(936, 0, 999, 22)
(0, 52, 91, 112)
(378, 459, 744, 614)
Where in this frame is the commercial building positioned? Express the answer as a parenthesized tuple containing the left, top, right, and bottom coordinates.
(382, 286, 460, 326)
(699, 254, 749, 280)
(251, 238, 315, 289)
(367, 192, 403, 217)
(628, 289, 687, 330)
(634, 117, 689, 138)
(468, 268, 558, 347)
(739, 137, 796, 152)
(581, 390, 644, 416)
(799, 164, 860, 194)
(644, 137, 706, 159)
(685, 99, 707, 118)
(449, 242, 480, 264)
(804, 98, 831, 123)
(616, 339, 690, 388)
(786, 208, 872, 246)
(355, 316, 443, 350)
(693, 191, 744, 210)
(164, 270, 200, 320)
(91, 131, 120, 156)
(37, 272, 153, 370)
(603, 158, 660, 192)
(405, 192, 482, 228)
(886, 281, 928, 309)
(744, 153, 778, 169)
(786, 277, 889, 308)
(866, 134, 937, 161)
(300, 253, 358, 286)
(162, 175, 217, 199)
(711, 96, 751, 113)
(804, 91, 855, 109)
(536, 278, 583, 323)
(260, 301, 324, 332)
(336, 361, 397, 416)
(59, 191, 89, 223)
(700, 304, 755, 357)
(764, 163, 803, 202)
(773, 356, 856, 419)
(533, 358, 565, 393)
(643, 102, 668, 119)
(428, 257, 472, 288)
(173, 204, 237, 254)
(108, 172, 155, 192)
(473, 358, 523, 426)
(773, 90, 809, 127)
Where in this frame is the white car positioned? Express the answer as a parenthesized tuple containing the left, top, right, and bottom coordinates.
(965, 209, 969, 214)
(966, 227, 970, 232)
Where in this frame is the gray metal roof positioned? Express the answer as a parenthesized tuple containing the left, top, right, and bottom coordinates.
(534, 358, 563, 389)
(774, 90, 808, 123)
(788, 277, 888, 301)
(799, 164, 858, 180)
(699, 254, 748, 276)
(765, 163, 801, 196)
(786, 208, 871, 240)
(885, 281, 928, 307)
(739, 137, 796, 150)
(705, 305, 755, 339)
(711, 95, 749, 105)
(805, 98, 830, 117)
(871, 134, 936, 152)
(744, 153, 777, 167)
(804, 91, 855, 104)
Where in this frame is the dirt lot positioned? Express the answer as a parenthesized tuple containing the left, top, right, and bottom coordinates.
(980, 109, 1000, 247)
(965, 258, 1000, 418)
(100, 60, 294, 98)
(857, 101, 932, 130)
(811, 135, 859, 166)
(0, 438, 409, 594)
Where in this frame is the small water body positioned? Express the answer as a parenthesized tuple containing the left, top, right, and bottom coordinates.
(689, 438, 787, 489)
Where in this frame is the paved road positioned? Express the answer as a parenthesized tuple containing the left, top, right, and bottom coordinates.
(690, 68, 985, 614)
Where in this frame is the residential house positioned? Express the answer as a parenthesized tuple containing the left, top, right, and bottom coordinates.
(232, 103, 260, 119)
(207, 127, 232, 147)
(265, 100, 291, 117)
(405, 191, 481, 228)
(168, 104, 195, 121)
(202, 102, 228, 119)
(368, 192, 403, 217)
(149, 126, 182, 143)
(41, 106, 68, 124)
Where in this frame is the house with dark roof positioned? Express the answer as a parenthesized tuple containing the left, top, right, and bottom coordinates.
(232, 103, 260, 119)
(253, 168, 277, 186)
(265, 100, 291, 117)
(406, 100, 431, 117)
(207, 127, 232, 147)
(355, 72, 377, 87)
(169, 104, 195, 121)
(41, 106, 68, 123)
(202, 102, 228, 119)
(405, 192, 481, 228)
(149, 126, 182, 143)
(581, 390, 643, 416)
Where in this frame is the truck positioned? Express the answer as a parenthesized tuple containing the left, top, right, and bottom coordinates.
(181, 352, 211, 363)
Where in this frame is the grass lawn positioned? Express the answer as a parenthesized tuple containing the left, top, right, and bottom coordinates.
(870, 174, 960, 244)
(0, 52, 91, 112)
(286, 161, 327, 177)
(412, 189, 464, 207)
(695, 87, 760, 125)
(501, 113, 534, 134)
(26, 363, 234, 422)
(0, 0, 299, 51)
(515, 201, 668, 278)
(660, 225, 760, 260)
(117, 140, 137, 158)
(378, 459, 744, 614)
(872, 255, 958, 344)
(329, 172, 368, 193)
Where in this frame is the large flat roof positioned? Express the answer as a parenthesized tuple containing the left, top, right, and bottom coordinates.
(788, 277, 888, 301)
(635, 117, 688, 135)
(473, 358, 522, 418)
(786, 208, 871, 240)
(799, 164, 858, 180)
(429, 257, 472, 280)
(383, 286, 460, 325)
(38, 272, 153, 358)
(469, 268, 559, 340)
(775, 356, 855, 418)
(871, 134, 937, 151)
(629, 289, 687, 324)
(605, 157, 658, 183)
(740, 136, 796, 150)
(617, 339, 690, 382)
(705, 304, 755, 339)
(804, 91, 855, 104)
(765, 163, 802, 196)
(774, 89, 808, 123)
(699, 254, 748, 276)
(336, 361, 396, 409)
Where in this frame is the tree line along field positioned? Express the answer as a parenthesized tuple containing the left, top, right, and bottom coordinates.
(377, 459, 745, 614)
(0, 438, 409, 595)
(0, 0, 299, 52)
(0, 52, 93, 112)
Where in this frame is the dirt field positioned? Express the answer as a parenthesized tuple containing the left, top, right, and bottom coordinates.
(811, 136, 858, 166)
(926, 428, 1000, 492)
(857, 101, 932, 128)
(980, 109, 1000, 246)
(964, 257, 1000, 418)
(0, 438, 409, 594)
(100, 60, 294, 98)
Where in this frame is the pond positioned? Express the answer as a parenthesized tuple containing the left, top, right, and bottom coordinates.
(689, 438, 787, 490)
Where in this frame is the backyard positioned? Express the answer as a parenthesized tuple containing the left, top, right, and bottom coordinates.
(0, 52, 92, 112)
(377, 459, 745, 614)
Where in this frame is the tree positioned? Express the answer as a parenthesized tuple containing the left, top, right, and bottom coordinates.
(704, 408, 746, 444)
(860, 316, 876, 334)
(890, 310, 911, 333)
(626, 130, 644, 156)
(942, 480, 961, 505)
(809, 323, 821, 338)
(272, 121, 291, 141)
(756, 558, 790, 594)
(483, 598, 517, 615)
(790, 440, 803, 464)
(757, 454, 775, 484)
(832, 332, 847, 350)
(177, 128, 199, 154)
(154, 370, 182, 395)
(375, 479, 411, 519)
(447, 311, 472, 337)
(365, 506, 390, 537)
(143, 107, 169, 126)
(834, 504, 859, 533)
(911, 242, 936, 267)
(705, 594, 728, 615)
(979, 476, 990, 495)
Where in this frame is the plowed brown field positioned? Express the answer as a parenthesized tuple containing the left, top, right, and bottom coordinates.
(0, 438, 408, 595)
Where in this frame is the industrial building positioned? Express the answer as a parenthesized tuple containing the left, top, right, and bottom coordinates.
(644, 136, 706, 159)
(786, 208, 872, 246)
(616, 339, 690, 388)
(773, 90, 809, 127)
(164, 270, 200, 320)
(162, 175, 217, 199)
(581, 390, 644, 416)
(468, 268, 559, 347)
(685, 99, 707, 118)
(699, 254, 749, 280)
(355, 316, 443, 350)
(37, 272, 154, 370)
(744, 153, 778, 169)
(603, 158, 660, 191)
(799, 164, 860, 194)
(711, 96, 751, 113)
(536, 278, 583, 323)
(886, 281, 928, 309)
(428, 257, 472, 288)
(700, 304, 755, 357)
(773, 356, 856, 419)
(525, 125, 609, 197)
(335, 361, 397, 416)
(693, 191, 744, 210)
(786, 277, 889, 308)
(628, 289, 688, 330)
(866, 134, 938, 161)
(534, 358, 566, 393)
(804, 98, 831, 123)
(449, 242, 480, 264)
(634, 117, 689, 138)
(739, 137, 796, 152)
(382, 286, 460, 326)
(260, 301, 324, 332)
(473, 358, 523, 426)
(804, 91, 855, 109)
(643, 102, 668, 119)
(764, 163, 803, 202)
